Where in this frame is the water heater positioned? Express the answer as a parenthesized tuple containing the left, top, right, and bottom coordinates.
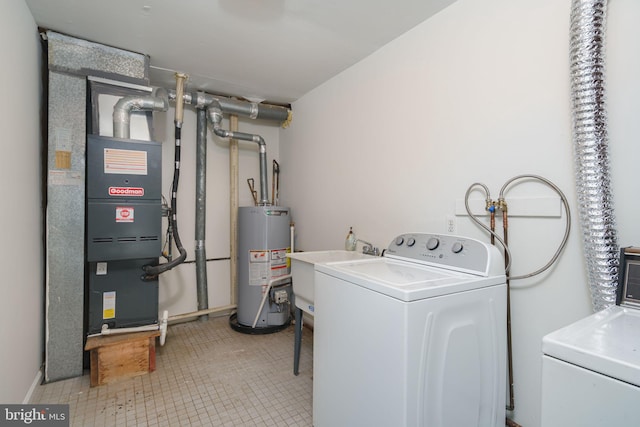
(235, 206, 292, 332)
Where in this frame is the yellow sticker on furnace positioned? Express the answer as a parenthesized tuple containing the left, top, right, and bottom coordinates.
(103, 291, 116, 319)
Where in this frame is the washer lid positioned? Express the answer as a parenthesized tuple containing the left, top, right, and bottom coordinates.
(315, 258, 505, 301)
(542, 305, 640, 387)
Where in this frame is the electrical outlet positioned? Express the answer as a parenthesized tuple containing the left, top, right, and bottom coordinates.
(446, 215, 456, 234)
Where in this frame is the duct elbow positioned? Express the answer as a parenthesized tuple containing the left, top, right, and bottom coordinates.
(254, 135, 266, 152)
(207, 106, 223, 126)
(113, 91, 170, 139)
(207, 105, 229, 138)
(152, 87, 169, 112)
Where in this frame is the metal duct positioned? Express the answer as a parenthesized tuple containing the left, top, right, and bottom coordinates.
(169, 90, 292, 126)
(45, 30, 149, 383)
(207, 106, 270, 205)
(195, 108, 209, 320)
(570, 0, 619, 311)
(113, 87, 169, 139)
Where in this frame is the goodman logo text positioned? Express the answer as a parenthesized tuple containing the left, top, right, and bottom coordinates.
(108, 186, 144, 197)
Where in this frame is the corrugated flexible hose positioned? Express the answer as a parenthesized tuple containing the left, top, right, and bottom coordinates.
(570, 0, 619, 311)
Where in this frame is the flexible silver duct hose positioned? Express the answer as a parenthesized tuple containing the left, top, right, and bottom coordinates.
(570, 0, 619, 311)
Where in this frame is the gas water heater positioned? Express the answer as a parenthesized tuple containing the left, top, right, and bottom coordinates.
(234, 206, 292, 333)
(205, 104, 293, 333)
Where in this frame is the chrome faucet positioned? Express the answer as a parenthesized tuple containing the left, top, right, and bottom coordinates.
(357, 239, 380, 256)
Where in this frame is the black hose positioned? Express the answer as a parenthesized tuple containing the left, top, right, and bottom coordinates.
(143, 124, 187, 279)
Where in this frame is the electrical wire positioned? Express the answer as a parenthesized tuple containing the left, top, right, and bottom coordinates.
(143, 123, 187, 279)
(160, 195, 172, 261)
(143, 73, 189, 279)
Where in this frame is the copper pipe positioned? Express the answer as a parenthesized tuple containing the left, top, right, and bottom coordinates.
(503, 207, 515, 412)
(490, 209, 496, 245)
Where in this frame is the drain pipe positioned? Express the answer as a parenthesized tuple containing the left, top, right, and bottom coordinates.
(207, 105, 271, 205)
(113, 87, 169, 139)
(89, 311, 169, 347)
(570, 0, 619, 311)
(195, 108, 209, 321)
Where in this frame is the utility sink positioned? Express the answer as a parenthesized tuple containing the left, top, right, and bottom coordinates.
(287, 250, 375, 315)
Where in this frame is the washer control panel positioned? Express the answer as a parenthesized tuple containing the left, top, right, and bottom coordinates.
(384, 233, 503, 276)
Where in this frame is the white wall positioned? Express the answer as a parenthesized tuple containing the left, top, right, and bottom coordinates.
(280, 0, 640, 425)
(607, 0, 640, 247)
(0, 0, 43, 403)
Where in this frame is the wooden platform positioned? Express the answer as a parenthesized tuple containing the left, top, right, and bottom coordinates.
(85, 330, 160, 387)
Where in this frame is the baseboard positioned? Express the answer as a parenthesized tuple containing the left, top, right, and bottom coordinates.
(23, 368, 43, 404)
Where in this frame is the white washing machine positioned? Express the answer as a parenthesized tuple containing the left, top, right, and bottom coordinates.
(541, 247, 640, 427)
(313, 233, 507, 427)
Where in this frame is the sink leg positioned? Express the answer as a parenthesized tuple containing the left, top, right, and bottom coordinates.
(294, 307, 302, 375)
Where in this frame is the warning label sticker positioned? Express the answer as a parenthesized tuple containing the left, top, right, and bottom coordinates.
(104, 148, 148, 175)
(103, 291, 116, 319)
(116, 206, 134, 223)
(248, 248, 290, 286)
(249, 251, 269, 286)
(270, 249, 289, 278)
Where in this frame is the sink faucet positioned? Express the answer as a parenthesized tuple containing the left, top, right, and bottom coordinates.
(357, 239, 380, 256)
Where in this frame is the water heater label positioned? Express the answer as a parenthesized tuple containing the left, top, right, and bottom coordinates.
(108, 186, 144, 197)
(103, 291, 116, 319)
(249, 250, 269, 286)
(248, 248, 290, 286)
(116, 206, 134, 223)
(104, 148, 148, 175)
(270, 249, 289, 277)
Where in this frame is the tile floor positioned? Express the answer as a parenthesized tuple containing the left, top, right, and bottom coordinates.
(30, 315, 314, 426)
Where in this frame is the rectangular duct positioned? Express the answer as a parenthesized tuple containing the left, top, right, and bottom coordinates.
(45, 31, 149, 382)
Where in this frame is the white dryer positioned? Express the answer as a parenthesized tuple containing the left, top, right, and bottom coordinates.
(313, 233, 507, 427)
(541, 247, 640, 427)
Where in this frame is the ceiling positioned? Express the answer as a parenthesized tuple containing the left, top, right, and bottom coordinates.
(25, 0, 457, 105)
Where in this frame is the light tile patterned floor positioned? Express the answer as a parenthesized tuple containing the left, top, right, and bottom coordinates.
(30, 315, 314, 426)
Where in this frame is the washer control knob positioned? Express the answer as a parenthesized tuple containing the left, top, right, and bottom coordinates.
(407, 238, 416, 247)
(451, 242, 464, 253)
(395, 236, 405, 246)
(426, 237, 440, 250)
